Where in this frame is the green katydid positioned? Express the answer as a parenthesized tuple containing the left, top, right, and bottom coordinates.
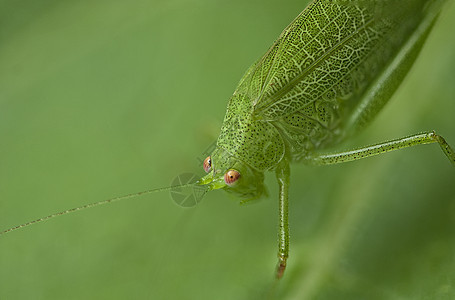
(1, 0, 454, 281)
(199, 0, 455, 278)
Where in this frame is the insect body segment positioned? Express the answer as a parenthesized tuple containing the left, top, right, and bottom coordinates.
(217, 93, 285, 171)
(198, 146, 266, 201)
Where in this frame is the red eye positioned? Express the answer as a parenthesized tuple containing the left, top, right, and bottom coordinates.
(224, 170, 240, 186)
(203, 156, 211, 173)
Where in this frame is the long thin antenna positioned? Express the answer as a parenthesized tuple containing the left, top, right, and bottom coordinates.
(0, 183, 196, 236)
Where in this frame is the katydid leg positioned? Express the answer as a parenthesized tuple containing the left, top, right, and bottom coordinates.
(275, 158, 290, 278)
(306, 131, 455, 166)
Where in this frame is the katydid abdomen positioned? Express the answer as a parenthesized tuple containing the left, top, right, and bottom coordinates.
(218, 0, 447, 167)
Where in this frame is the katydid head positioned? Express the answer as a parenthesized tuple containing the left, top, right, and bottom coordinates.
(197, 147, 266, 201)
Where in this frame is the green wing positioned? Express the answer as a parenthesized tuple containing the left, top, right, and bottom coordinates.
(245, 0, 445, 135)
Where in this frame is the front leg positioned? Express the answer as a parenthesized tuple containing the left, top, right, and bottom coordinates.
(275, 158, 290, 278)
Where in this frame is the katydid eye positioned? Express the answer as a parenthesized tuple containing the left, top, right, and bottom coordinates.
(224, 170, 240, 186)
(203, 156, 212, 173)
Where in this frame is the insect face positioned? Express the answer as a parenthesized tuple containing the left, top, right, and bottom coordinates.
(197, 147, 266, 202)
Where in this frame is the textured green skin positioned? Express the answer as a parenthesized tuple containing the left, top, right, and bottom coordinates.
(202, 0, 446, 200)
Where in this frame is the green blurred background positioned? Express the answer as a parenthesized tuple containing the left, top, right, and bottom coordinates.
(1, 1, 454, 299)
